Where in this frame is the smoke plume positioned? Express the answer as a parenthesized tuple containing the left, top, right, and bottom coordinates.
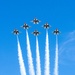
(26, 30, 35, 75)
(54, 35, 58, 75)
(44, 30, 50, 75)
(17, 36, 26, 75)
(36, 36, 41, 75)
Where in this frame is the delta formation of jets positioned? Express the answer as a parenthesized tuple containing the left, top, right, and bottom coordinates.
(13, 18, 60, 36)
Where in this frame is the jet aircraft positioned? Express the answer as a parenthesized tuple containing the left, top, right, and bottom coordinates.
(43, 23, 51, 29)
(21, 23, 30, 29)
(32, 30, 40, 36)
(53, 29, 60, 35)
(13, 29, 20, 35)
(31, 18, 40, 24)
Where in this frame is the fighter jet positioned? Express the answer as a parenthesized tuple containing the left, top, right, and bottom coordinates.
(13, 29, 20, 35)
(43, 23, 51, 29)
(32, 30, 40, 36)
(53, 29, 60, 35)
(31, 18, 41, 24)
(21, 23, 30, 29)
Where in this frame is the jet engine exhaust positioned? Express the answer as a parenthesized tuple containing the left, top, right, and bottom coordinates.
(36, 36, 41, 75)
(17, 36, 26, 75)
(44, 30, 50, 75)
(54, 35, 58, 75)
(26, 30, 35, 75)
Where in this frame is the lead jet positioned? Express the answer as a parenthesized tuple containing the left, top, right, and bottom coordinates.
(43, 23, 51, 29)
(21, 23, 30, 29)
(32, 30, 40, 36)
(31, 18, 41, 24)
(53, 29, 60, 35)
(13, 29, 20, 35)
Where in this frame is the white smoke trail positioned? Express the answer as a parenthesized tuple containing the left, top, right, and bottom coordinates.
(36, 36, 41, 75)
(26, 30, 35, 75)
(44, 30, 50, 75)
(17, 36, 26, 75)
(54, 35, 58, 75)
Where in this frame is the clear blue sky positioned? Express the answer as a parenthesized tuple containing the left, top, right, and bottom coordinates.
(0, 0, 75, 75)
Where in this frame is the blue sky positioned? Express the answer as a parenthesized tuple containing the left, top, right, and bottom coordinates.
(0, 0, 75, 75)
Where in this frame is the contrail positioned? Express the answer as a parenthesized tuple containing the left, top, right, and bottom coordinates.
(54, 35, 58, 75)
(26, 30, 35, 75)
(36, 36, 41, 75)
(17, 36, 26, 75)
(44, 30, 50, 75)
